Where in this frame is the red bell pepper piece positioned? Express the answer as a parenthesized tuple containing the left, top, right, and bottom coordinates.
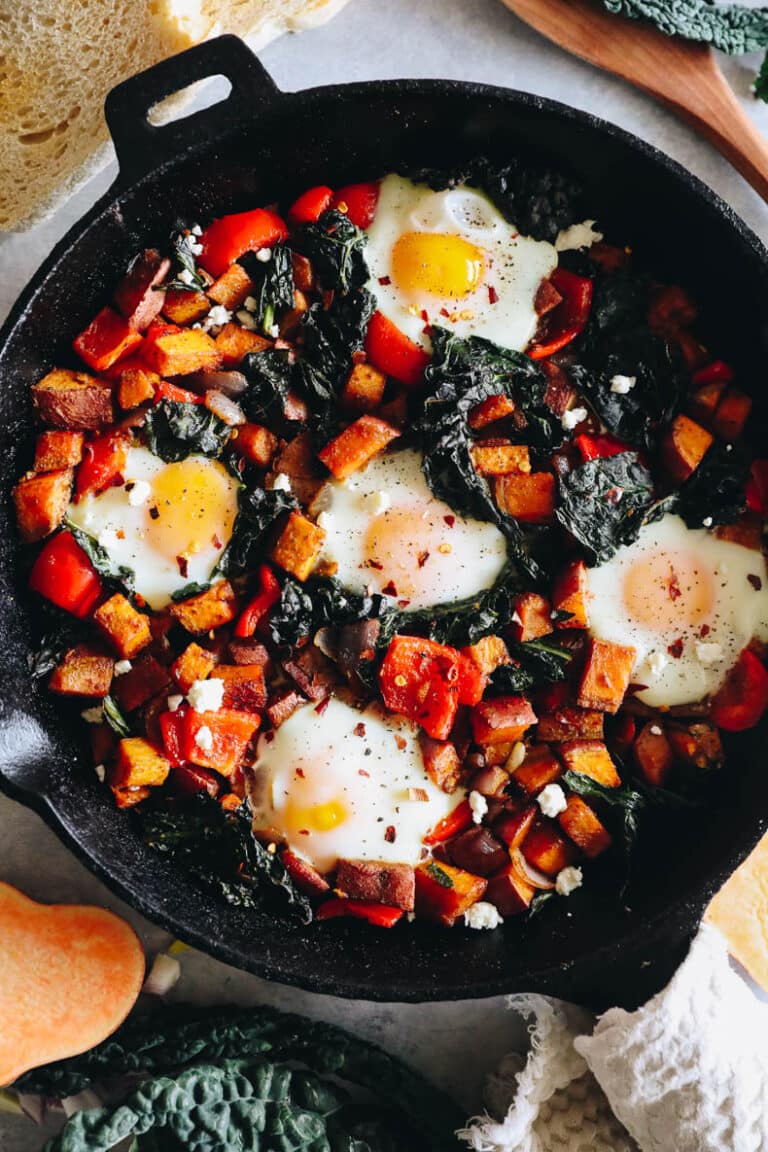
(710, 649, 768, 732)
(330, 182, 380, 229)
(29, 531, 102, 618)
(574, 433, 631, 463)
(288, 185, 334, 226)
(528, 269, 593, 360)
(364, 311, 431, 388)
(183, 708, 261, 775)
(234, 565, 281, 638)
(73, 306, 144, 372)
(423, 798, 473, 845)
(457, 653, 488, 707)
(316, 898, 403, 927)
(153, 379, 204, 405)
(160, 707, 188, 767)
(74, 432, 128, 501)
(746, 459, 768, 515)
(692, 360, 735, 388)
(198, 207, 289, 279)
(379, 634, 463, 740)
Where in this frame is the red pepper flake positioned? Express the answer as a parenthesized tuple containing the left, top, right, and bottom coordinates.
(358, 768, 370, 777)
(176, 554, 189, 578)
(384, 825, 397, 844)
(367, 559, 383, 571)
(378, 275, 392, 285)
(315, 696, 331, 716)
(667, 638, 685, 659)
(212, 534, 222, 550)
(444, 515, 455, 528)
(353, 722, 366, 737)
(422, 323, 432, 336)
(667, 568, 682, 602)
(488, 285, 498, 305)
(397, 599, 411, 609)
(395, 735, 407, 752)
(748, 573, 763, 591)
(382, 580, 398, 596)
(626, 682, 650, 696)
(299, 829, 310, 836)
(352, 349, 367, 364)
(296, 767, 305, 777)
(116, 529, 126, 540)
(605, 487, 623, 506)
(417, 550, 430, 568)
(420, 309, 429, 322)
(699, 624, 711, 637)
(134, 593, 146, 608)
(440, 307, 450, 318)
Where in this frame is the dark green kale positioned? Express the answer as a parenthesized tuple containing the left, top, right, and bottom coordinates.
(144, 400, 232, 463)
(268, 577, 316, 648)
(170, 581, 212, 601)
(268, 576, 387, 650)
(28, 607, 92, 679)
(488, 635, 576, 694)
(674, 441, 748, 528)
(217, 486, 297, 576)
(102, 695, 130, 738)
(756, 50, 768, 101)
(241, 347, 300, 432)
(66, 522, 136, 592)
(556, 451, 654, 565)
(139, 797, 312, 924)
(602, 1, 768, 51)
(164, 226, 208, 292)
(238, 243, 295, 336)
(297, 210, 370, 293)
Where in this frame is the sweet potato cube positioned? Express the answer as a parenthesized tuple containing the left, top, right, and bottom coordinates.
(269, 432, 324, 506)
(632, 720, 674, 786)
(318, 415, 400, 481)
(493, 804, 537, 850)
(271, 511, 325, 582)
(32, 368, 113, 430)
(414, 861, 487, 925)
(207, 262, 254, 309)
(472, 443, 531, 476)
(542, 361, 576, 417)
(336, 859, 415, 911)
(484, 863, 534, 915)
(111, 785, 152, 809)
(117, 367, 159, 409)
(291, 252, 315, 293)
(232, 422, 278, 468)
(552, 559, 590, 628)
(468, 394, 516, 430)
(49, 646, 114, 698)
(169, 580, 238, 633)
(113, 248, 171, 331)
(93, 594, 152, 660)
(113, 653, 170, 712)
(558, 795, 612, 858)
(521, 821, 577, 876)
(281, 850, 330, 897)
(511, 592, 554, 642)
(494, 472, 556, 523)
(667, 721, 724, 771)
(472, 696, 537, 745)
(419, 734, 463, 793)
(577, 638, 636, 714)
(162, 288, 211, 325)
(266, 689, 305, 728)
(511, 745, 563, 794)
(478, 742, 514, 768)
(558, 740, 621, 787)
(214, 322, 271, 369)
(112, 737, 171, 788)
(74, 307, 143, 372)
(341, 362, 387, 413)
(13, 469, 72, 541)
(537, 707, 604, 743)
(461, 635, 510, 677)
(715, 512, 764, 551)
(662, 414, 713, 484)
(34, 431, 84, 472)
(469, 763, 510, 797)
(690, 379, 727, 424)
(143, 327, 222, 376)
(712, 387, 752, 442)
(171, 642, 217, 693)
(211, 664, 267, 712)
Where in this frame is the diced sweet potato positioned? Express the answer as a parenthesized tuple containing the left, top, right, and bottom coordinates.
(228, 638, 270, 667)
(111, 785, 152, 809)
(113, 653, 170, 712)
(558, 739, 620, 787)
(461, 635, 510, 677)
(93, 594, 152, 660)
(171, 642, 217, 693)
(162, 288, 211, 325)
(690, 379, 727, 424)
(270, 511, 325, 582)
(266, 689, 305, 728)
(558, 795, 612, 858)
(34, 431, 84, 472)
(214, 322, 271, 369)
(632, 720, 674, 786)
(469, 763, 509, 797)
(117, 367, 158, 409)
(667, 721, 724, 771)
(281, 850, 330, 896)
(317, 415, 400, 481)
(32, 368, 113, 430)
(211, 664, 267, 712)
(91, 723, 117, 766)
(551, 560, 590, 628)
(484, 862, 534, 915)
(279, 288, 310, 338)
(511, 593, 553, 643)
(269, 432, 324, 506)
(282, 646, 338, 702)
(522, 821, 577, 875)
(494, 472, 556, 523)
(232, 423, 279, 468)
(291, 252, 315, 293)
(414, 860, 487, 925)
(715, 512, 764, 551)
(113, 249, 171, 331)
(207, 263, 254, 309)
(169, 580, 238, 633)
(340, 362, 387, 413)
(472, 443, 531, 476)
(13, 469, 72, 541)
(712, 387, 752, 442)
(535, 277, 563, 316)
(577, 638, 636, 714)
(143, 327, 222, 376)
(511, 745, 562, 794)
(478, 742, 514, 768)
(112, 737, 171, 788)
(336, 858, 415, 911)
(185, 709, 260, 775)
(541, 361, 575, 417)
(419, 734, 463, 793)
(537, 707, 604, 743)
(49, 646, 114, 698)
(472, 696, 538, 745)
(468, 394, 516, 430)
(648, 284, 697, 335)
(449, 827, 508, 877)
(493, 804, 537, 850)
(662, 414, 713, 484)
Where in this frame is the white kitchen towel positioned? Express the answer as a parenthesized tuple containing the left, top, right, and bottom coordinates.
(459, 925, 768, 1152)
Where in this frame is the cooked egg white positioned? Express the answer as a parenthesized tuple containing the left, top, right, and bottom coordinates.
(249, 697, 460, 873)
(587, 514, 768, 708)
(67, 445, 240, 610)
(313, 447, 508, 611)
(365, 174, 558, 352)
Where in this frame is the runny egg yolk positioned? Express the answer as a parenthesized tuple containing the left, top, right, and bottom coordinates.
(144, 458, 238, 559)
(363, 505, 452, 602)
(391, 231, 485, 298)
(284, 796, 348, 835)
(622, 548, 716, 633)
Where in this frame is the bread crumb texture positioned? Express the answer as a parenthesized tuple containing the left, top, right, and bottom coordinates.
(0, 0, 351, 232)
(705, 831, 768, 993)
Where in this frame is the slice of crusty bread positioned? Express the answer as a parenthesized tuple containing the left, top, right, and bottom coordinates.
(0, 0, 351, 233)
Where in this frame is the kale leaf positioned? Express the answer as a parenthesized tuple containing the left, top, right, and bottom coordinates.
(268, 576, 387, 650)
(488, 635, 575, 694)
(556, 451, 654, 565)
(602, 1, 768, 52)
(102, 696, 130, 738)
(674, 441, 748, 529)
(562, 769, 646, 854)
(756, 50, 768, 102)
(28, 607, 92, 679)
(144, 401, 231, 463)
(297, 210, 370, 293)
(165, 226, 208, 292)
(66, 522, 136, 592)
(238, 243, 295, 336)
(241, 347, 299, 432)
(218, 485, 297, 576)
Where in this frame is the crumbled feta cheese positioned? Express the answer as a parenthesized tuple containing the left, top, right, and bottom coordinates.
(98, 528, 119, 550)
(236, 309, 258, 331)
(538, 783, 568, 818)
(648, 650, 668, 678)
(189, 241, 204, 256)
(726, 443, 733, 452)
(127, 480, 151, 507)
(695, 641, 723, 665)
(510, 610, 523, 627)
(649, 724, 663, 736)
(194, 724, 214, 752)
(81, 705, 104, 724)
(255, 247, 272, 262)
(507, 741, 527, 771)
(243, 295, 259, 313)
(555, 220, 603, 253)
(609, 374, 636, 394)
(269, 324, 280, 339)
(187, 678, 225, 714)
(94, 764, 106, 783)
(464, 901, 504, 930)
(114, 660, 132, 676)
(167, 694, 184, 713)
(177, 267, 195, 286)
(556, 865, 583, 896)
(205, 304, 232, 330)
(362, 490, 391, 515)
(702, 516, 713, 528)
(191, 224, 202, 237)
(270, 473, 292, 493)
(561, 406, 588, 431)
(469, 790, 489, 824)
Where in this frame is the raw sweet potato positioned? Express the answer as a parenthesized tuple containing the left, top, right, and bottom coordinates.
(232, 422, 279, 468)
(414, 860, 487, 925)
(558, 795, 612, 858)
(113, 248, 171, 331)
(632, 720, 674, 786)
(521, 821, 577, 876)
(49, 646, 114, 698)
(336, 859, 415, 911)
(471, 696, 538, 745)
(419, 733, 463, 793)
(171, 642, 218, 693)
(340, 362, 387, 413)
(494, 472, 556, 523)
(143, 326, 222, 376)
(93, 594, 152, 660)
(472, 443, 531, 476)
(34, 430, 85, 471)
(551, 559, 590, 628)
(468, 394, 516, 429)
(558, 739, 621, 787)
(32, 368, 114, 430)
(211, 664, 268, 712)
(271, 510, 326, 582)
(162, 288, 211, 325)
(511, 744, 563, 794)
(484, 862, 534, 915)
(169, 580, 238, 633)
(214, 322, 271, 369)
(208, 262, 254, 309)
(661, 414, 713, 484)
(117, 367, 159, 409)
(712, 387, 752, 442)
(318, 414, 400, 481)
(112, 737, 171, 787)
(537, 706, 604, 743)
(13, 468, 72, 541)
(576, 638, 636, 714)
(667, 721, 724, 771)
(511, 592, 554, 642)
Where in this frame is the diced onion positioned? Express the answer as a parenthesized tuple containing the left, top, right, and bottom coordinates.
(205, 390, 246, 426)
(141, 952, 181, 996)
(17, 1094, 46, 1124)
(510, 847, 555, 891)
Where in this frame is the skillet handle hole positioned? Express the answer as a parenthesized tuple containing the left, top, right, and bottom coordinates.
(148, 76, 233, 127)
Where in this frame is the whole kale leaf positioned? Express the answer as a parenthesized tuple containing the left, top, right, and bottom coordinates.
(556, 451, 654, 565)
(238, 243, 295, 335)
(218, 485, 298, 576)
(297, 210, 370, 293)
(144, 401, 231, 463)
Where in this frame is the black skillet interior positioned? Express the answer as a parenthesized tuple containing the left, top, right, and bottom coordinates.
(0, 36, 766, 1007)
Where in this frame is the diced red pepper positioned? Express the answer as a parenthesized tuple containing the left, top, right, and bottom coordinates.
(73, 306, 144, 372)
(173, 762, 221, 799)
(198, 208, 289, 279)
(154, 379, 204, 405)
(288, 185, 334, 226)
(574, 433, 631, 462)
(379, 634, 462, 739)
(29, 531, 102, 618)
(330, 182, 380, 229)
(457, 653, 488, 706)
(183, 708, 261, 775)
(692, 360, 735, 388)
(316, 898, 403, 927)
(74, 432, 128, 501)
(528, 269, 593, 360)
(364, 311, 431, 388)
(234, 565, 281, 638)
(710, 649, 768, 732)
(746, 459, 768, 515)
(160, 707, 188, 767)
(423, 798, 473, 846)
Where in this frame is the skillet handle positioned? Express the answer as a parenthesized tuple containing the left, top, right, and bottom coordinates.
(105, 35, 280, 185)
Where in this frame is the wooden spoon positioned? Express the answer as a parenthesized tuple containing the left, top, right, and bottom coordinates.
(502, 0, 768, 200)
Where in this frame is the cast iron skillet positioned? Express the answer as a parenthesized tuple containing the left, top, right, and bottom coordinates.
(0, 35, 766, 1008)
